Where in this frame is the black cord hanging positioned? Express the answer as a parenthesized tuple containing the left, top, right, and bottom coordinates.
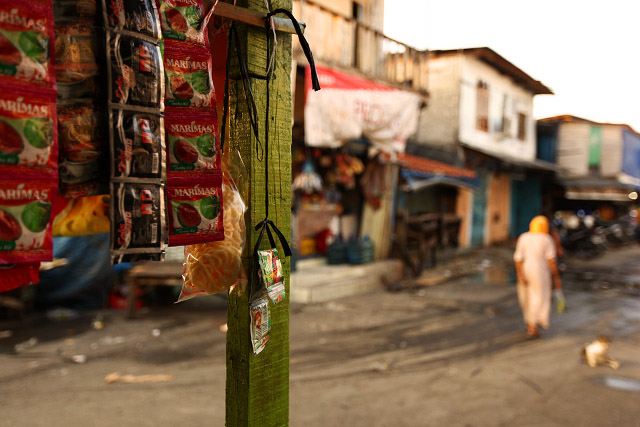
(217, 8, 320, 300)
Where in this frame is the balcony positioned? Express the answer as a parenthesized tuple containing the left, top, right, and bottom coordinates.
(292, 0, 428, 96)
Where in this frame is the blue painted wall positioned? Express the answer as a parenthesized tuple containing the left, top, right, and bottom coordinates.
(622, 129, 640, 179)
(510, 179, 542, 238)
(471, 173, 487, 247)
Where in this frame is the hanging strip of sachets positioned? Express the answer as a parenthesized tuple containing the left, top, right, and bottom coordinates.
(0, 0, 58, 290)
(103, 0, 166, 263)
(159, 0, 222, 248)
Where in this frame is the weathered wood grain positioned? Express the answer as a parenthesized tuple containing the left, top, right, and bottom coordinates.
(225, 0, 292, 425)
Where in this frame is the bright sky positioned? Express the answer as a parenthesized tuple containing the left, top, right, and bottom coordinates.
(384, 0, 640, 131)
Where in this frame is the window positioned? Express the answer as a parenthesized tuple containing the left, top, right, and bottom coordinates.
(517, 112, 526, 141)
(475, 81, 489, 132)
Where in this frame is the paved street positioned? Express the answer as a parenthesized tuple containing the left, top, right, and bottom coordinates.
(2, 246, 640, 426)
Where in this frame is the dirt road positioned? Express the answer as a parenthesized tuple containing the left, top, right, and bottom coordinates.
(2, 246, 640, 426)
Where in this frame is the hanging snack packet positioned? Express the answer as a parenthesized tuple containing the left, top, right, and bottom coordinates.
(250, 296, 271, 355)
(0, 0, 55, 88)
(167, 176, 223, 246)
(102, 0, 161, 41)
(107, 33, 163, 110)
(266, 281, 285, 304)
(179, 152, 247, 300)
(165, 109, 218, 174)
(159, 0, 207, 45)
(164, 41, 214, 109)
(0, 262, 40, 293)
(58, 100, 108, 198)
(54, 21, 101, 99)
(0, 84, 57, 176)
(110, 108, 164, 180)
(54, 0, 99, 21)
(0, 180, 55, 264)
(257, 248, 283, 287)
(110, 181, 165, 263)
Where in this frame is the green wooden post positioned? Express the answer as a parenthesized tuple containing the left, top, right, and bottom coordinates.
(225, 1, 292, 425)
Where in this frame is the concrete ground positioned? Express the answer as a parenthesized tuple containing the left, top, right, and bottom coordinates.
(1, 246, 640, 426)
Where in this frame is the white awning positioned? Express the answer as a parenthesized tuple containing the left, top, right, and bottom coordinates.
(304, 66, 423, 154)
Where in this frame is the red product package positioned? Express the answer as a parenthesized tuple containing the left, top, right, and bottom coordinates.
(167, 176, 223, 246)
(0, 179, 56, 263)
(0, 0, 56, 89)
(165, 108, 219, 175)
(159, 0, 208, 46)
(0, 83, 57, 177)
(0, 262, 40, 293)
(164, 40, 214, 109)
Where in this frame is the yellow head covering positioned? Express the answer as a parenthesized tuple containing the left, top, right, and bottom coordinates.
(529, 215, 549, 234)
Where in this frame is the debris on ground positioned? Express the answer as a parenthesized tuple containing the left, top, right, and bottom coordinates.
(72, 355, 87, 364)
(104, 372, 174, 384)
(14, 337, 38, 353)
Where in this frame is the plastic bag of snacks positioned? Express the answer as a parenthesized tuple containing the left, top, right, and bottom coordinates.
(179, 150, 247, 301)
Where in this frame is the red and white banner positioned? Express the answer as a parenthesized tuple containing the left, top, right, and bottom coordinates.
(304, 66, 422, 153)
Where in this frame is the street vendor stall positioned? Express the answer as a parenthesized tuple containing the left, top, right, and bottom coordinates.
(0, 0, 314, 424)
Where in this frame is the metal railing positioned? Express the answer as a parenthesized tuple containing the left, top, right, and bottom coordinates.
(292, 0, 428, 94)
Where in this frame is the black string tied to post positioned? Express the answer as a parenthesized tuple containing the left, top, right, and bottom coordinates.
(220, 6, 320, 300)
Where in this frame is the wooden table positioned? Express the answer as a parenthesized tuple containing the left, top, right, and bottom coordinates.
(125, 262, 184, 318)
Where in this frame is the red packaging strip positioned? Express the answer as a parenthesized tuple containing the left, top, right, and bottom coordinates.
(167, 176, 224, 246)
(165, 108, 219, 175)
(0, 179, 56, 263)
(0, 83, 57, 178)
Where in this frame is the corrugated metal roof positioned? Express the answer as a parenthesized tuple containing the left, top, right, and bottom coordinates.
(396, 152, 476, 179)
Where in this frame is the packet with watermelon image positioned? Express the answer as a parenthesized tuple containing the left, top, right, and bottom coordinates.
(0, 0, 55, 88)
(110, 108, 164, 180)
(0, 180, 56, 264)
(0, 83, 57, 177)
(164, 41, 213, 109)
(110, 181, 165, 263)
(165, 109, 218, 175)
(107, 33, 164, 110)
(167, 176, 223, 246)
(159, 0, 207, 45)
(102, 0, 161, 42)
(58, 100, 108, 198)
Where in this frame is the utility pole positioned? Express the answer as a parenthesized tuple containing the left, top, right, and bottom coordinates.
(225, 0, 292, 425)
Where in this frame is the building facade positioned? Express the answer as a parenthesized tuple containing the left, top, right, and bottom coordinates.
(412, 47, 554, 246)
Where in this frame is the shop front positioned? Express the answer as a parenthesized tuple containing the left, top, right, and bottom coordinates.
(290, 66, 423, 301)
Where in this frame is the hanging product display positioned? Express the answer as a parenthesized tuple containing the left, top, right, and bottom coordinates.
(0, 0, 57, 289)
(179, 151, 246, 300)
(57, 100, 108, 197)
(0, 179, 56, 263)
(159, 0, 207, 45)
(107, 33, 164, 110)
(109, 108, 165, 180)
(109, 181, 165, 263)
(160, 1, 222, 251)
(104, 0, 165, 263)
(165, 110, 219, 174)
(164, 41, 214, 108)
(102, 0, 161, 41)
(0, 86, 58, 175)
(0, 0, 56, 88)
(250, 295, 271, 355)
(54, 0, 108, 199)
(166, 176, 223, 246)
